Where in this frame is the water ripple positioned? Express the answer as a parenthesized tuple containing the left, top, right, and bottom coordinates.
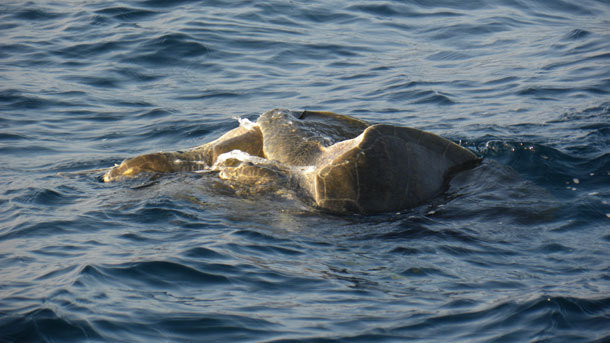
(1, 0, 609, 342)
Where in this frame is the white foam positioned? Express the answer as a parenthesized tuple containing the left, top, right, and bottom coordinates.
(212, 149, 268, 169)
(236, 117, 257, 130)
(174, 159, 207, 165)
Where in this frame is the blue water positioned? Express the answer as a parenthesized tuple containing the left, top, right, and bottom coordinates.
(1, 0, 609, 342)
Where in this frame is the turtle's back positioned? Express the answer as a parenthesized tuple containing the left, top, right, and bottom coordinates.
(311, 124, 480, 213)
(257, 109, 368, 166)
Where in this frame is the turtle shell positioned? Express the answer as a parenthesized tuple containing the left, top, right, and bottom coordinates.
(256, 109, 369, 166)
(309, 124, 480, 213)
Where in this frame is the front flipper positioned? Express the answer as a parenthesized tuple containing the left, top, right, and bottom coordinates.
(103, 124, 264, 182)
(102, 151, 208, 182)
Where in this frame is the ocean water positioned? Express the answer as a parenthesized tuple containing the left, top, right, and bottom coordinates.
(1, 0, 609, 342)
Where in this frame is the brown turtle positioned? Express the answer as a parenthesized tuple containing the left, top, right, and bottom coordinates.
(103, 109, 479, 213)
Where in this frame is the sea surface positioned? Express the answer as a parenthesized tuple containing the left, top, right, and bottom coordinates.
(1, 0, 609, 342)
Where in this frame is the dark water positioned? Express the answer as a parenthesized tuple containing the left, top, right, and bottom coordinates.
(1, 0, 609, 342)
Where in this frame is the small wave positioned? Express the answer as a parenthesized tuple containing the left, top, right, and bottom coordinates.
(61, 75, 122, 89)
(79, 261, 230, 290)
(412, 91, 456, 105)
(12, 187, 79, 206)
(400, 266, 454, 278)
(134, 108, 174, 120)
(477, 137, 609, 196)
(376, 224, 481, 244)
(0, 132, 30, 141)
(524, 0, 597, 17)
(95, 6, 159, 21)
(181, 246, 227, 259)
(53, 41, 124, 61)
(13, 8, 65, 21)
(0, 308, 101, 343)
(563, 29, 592, 41)
(348, 2, 465, 18)
(370, 85, 457, 106)
(141, 0, 200, 8)
(426, 50, 473, 61)
(373, 295, 610, 342)
(0, 89, 72, 110)
(348, 3, 404, 17)
(176, 90, 243, 101)
(124, 32, 212, 66)
(424, 21, 514, 41)
(1, 219, 83, 241)
(477, 140, 581, 182)
(91, 311, 278, 342)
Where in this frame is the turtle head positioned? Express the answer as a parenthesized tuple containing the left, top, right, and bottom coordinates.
(102, 153, 178, 182)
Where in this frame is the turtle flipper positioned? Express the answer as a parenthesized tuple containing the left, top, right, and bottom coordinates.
(103, 125, 263, 182)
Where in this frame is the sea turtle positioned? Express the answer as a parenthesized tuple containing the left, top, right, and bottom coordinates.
(103, 109, 480, 213)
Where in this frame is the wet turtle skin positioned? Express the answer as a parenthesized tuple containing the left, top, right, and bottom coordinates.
(103, 109, 480, 214)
